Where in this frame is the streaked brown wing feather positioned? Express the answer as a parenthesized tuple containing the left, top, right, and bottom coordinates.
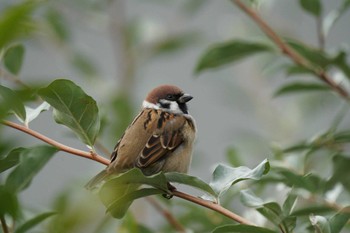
(137, 114, 185, 168)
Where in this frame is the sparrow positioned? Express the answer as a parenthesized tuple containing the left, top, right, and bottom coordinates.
(86, 84, 196, 189)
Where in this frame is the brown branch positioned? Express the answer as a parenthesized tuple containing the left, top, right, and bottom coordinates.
(0, 216, 9, 233)
(2, 120, 109, 166)
(2, 120, 254, 227)
(172, 190, 254, 226)
(231, 0, 349, 99)
(146, 197, 186, 232)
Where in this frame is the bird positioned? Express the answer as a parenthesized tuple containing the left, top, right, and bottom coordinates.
(86, 84, 196, 190)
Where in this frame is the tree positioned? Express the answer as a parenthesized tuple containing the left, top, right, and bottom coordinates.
(1, 0, 350, 232)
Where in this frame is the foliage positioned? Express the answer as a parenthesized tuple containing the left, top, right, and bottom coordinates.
(1, 0, 350, 233)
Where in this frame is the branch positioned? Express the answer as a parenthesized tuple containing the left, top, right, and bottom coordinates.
(146, 197, 186, 232)
(2, 120, 109, 166)
(172, 190, 254, 226)
(231, 0, 349, 99)
(2, 120, 254, 227)
(0, 216, 9, 233)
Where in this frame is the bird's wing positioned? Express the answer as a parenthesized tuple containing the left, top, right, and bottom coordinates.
(136, 112, 186, 168)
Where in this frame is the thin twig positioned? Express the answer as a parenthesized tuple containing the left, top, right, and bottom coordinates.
(0, 216, 9, 233)
(2, 120, 109, 165)
(146, 197, 186, 233)
(316, 16, 325, 50)
(231, 0, 349, 99)
(172, 190, 254, 225)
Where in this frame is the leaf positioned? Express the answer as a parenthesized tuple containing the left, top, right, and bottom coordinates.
(309, 215, 331, 233)
(274, 167, 326, 193)
(45, 8, 70, 42)
(165, 172, 217, 198)
(284, 65, 314, 76)
(291, 206, 334, 216)
(38, 79, 100, 147)
(71, 52, 98, 79)
(209, 159, 269, 197)
(0, 2, 37, 49)
(99, 168, 169, 218)
(240, 190, 290, 230)
(0, 85, 26, 121)
(274, 82, 330, 97)
(323, 0, 350, 36)
(286, 39, 331, 68)
(327, 155, 350, 192)
(107, 188, 164, 219)
(15, 212, 56, 233)
(0, 185, 19, 218)
(4, 44, 25, 75)
(329, 206, 350, 233)
(212, 224, 277, 233)
(299, 0, 322, 17)
(282, 191, 298, 215)
(151, 32, 198, 56)
(0, 147, 23, 173)
(5, 145, 57, 192)
(195, 40, 273, 73)
(225, 147, 242, 167)
(21, 102, 50, 126)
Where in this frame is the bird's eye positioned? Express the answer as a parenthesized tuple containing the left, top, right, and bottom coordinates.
(166, 94, 175, 100)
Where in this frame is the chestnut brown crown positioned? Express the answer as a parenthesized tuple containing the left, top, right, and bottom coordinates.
(144, 85, 193, 114)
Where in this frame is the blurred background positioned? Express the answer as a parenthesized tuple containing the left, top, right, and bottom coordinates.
(1, 0, 350, 232)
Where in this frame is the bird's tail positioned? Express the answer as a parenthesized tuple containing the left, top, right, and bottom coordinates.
(85, 169, 109, 190)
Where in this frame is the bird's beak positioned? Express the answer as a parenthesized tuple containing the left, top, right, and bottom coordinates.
(178, 94, 193, 103)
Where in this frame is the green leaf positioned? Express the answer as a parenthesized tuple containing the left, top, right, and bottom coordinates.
(225, 147, 242, 167)
(240, 190, 288, 229)
(38, 79, 100, 147)
(209, 159, 269, 197)
(286, 39, 331, 68)
(332, 51, 350, 80)
(327, 155, 350, 192)
(45, 8, 70, 42)
(284, 65, 314, 76)
(323, 0, 350, 36)
(99, 169, 169, 218)
(309, 215, 331, 233)
(212, 224, 277, 233)
(151, 32, 198, 56)
(329, 206, 350, 233)
(195, 40, 273, 73)
(5, 145, 57, 192)
(0, 2, 37, 49)
(282, 191, 298, 215)
(0, 85, 26, 121)
(274, 82, 330, 97)
(21, 102, 50, 126)
(0, 147, 23, 173)
(165, 172, 217, 198)
(0, 185, 19, 218)
(4, 44, 25, 75)
(291, 206, 334, 216)
(71, 52, 98, 79)
(274, 167, 326, 193)
(299, 0, 322, 17)
(107, 188, 164, 219)
(15, 212, 56, 233)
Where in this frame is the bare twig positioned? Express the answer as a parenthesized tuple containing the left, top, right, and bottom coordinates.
(0, 216, 9, 233)
(146, 197, 186, 232)
(2, 120, 109, 165)
(231, 0, 349, 99)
